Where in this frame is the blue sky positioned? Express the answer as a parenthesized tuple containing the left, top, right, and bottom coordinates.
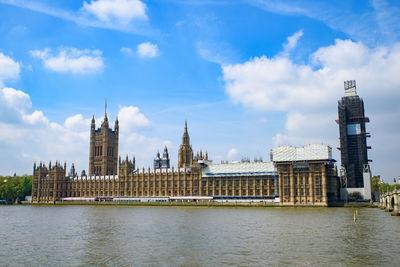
(0, 0, 399, 182)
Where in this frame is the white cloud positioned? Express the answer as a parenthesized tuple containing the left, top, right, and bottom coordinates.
(0, 53, 20, 86)
(1, 0, 152, 35)
(280, 29, 303, 57)
(227, 147, 238, 160)
(223, 39, 400, 112)
(30, 47, 104, 74)
(117, 105, 150, 132)
(120, 46, 134, 56)
(0, 87, 88, 174)
(22, 110, 49, 125)
(82, 0, 147, 24)
(137, 42, 159, 58)
(0, 87, 46, 125)
(196, 40, 238, 65)
(120, 132, 171, 168)
(0, 87, 31, 111)
(196, 42, 226, 64)
(222, 36, 400, 180)
(0, 88, 170, 175)
(65, 114, 91, 131)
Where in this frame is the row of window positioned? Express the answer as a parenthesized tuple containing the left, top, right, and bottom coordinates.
(206, 178, 276, 187)
(281, 164, 321, 171)
(68, 188, 275, 197)
(68, 179, 279, 189)
(94, 146, 115, 157)
(283, 187, 322, 197)
(283, 176, 321, 185)
(91, 167, 115, 175)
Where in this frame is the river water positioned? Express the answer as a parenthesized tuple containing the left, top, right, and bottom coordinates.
(0, 205, 399, 266)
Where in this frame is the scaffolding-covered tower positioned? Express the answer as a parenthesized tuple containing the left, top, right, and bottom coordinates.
(337, 80, 371, 188)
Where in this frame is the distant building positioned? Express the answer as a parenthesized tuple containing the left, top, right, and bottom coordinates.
(154, 146, 170, 169)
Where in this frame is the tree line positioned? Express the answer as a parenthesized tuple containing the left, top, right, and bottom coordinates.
(0, 175, 32, 203)
(372, 176, 400, 195)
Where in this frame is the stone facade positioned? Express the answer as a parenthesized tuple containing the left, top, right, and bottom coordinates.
(32, 114, 340, 205)
(178, 120, 193, 168)
(89, 111, 119, 176)
(276, 161, 339, 206)
(154, 146, 170, 169)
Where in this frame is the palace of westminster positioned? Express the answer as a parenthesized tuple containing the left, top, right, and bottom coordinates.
(32, 104, 341, 206)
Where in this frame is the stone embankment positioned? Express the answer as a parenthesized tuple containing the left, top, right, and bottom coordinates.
(379, 189, 400, 216)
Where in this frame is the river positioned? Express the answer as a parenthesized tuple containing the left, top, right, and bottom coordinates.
(0, 205, 399, 266)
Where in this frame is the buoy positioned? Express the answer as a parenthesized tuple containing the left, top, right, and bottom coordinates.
(353, 208, 359, 224)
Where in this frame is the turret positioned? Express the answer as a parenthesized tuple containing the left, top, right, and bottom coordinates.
(154, 151, 161, 169)
(91, 115, 95, 131)
(102, 99, 109, 128)
(178, 120, 193, 168)
(161, 146, 170, 169)
(115, 116, 119, 132)
(69, 163, 76, 177)
(120, 155, 135, 175)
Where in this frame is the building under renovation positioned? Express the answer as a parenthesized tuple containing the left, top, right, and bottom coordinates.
(337, 80, 372, 200)
(32, 109, 340, 206)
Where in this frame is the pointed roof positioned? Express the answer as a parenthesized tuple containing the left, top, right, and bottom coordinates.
(182, 120, 190, 145)
(105, 98, 108, 118)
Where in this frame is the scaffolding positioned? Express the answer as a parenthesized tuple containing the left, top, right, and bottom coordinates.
(271, 144, 332, 162)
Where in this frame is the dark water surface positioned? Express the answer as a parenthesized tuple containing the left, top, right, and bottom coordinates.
(0, 205, 399, 266)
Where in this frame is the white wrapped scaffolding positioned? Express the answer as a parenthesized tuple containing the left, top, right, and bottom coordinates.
(202, 161, 277, 177)
(271, 144, 332, 162)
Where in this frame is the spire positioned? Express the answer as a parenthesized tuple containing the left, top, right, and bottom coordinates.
(102, 99, 109, 127)
(178, 119, 193, 168)
(182, 120, 190, 145)
(105, 98, 108, 118)
(114, 116, 119, 131)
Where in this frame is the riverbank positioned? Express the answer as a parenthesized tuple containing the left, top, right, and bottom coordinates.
(22, 201, 376, 208)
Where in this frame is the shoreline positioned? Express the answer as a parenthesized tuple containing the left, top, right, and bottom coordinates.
(17, 201, 377, 208)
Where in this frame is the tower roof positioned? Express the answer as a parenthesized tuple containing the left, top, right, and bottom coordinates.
(344, 80, 357, 97)
(182, 120, 190, 145)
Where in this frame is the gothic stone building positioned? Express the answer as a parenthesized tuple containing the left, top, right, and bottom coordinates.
(32, 112, 339, 206)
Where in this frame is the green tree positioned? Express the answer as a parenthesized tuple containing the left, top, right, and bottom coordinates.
(372, 176, 380, 193)
(0, 175, 32, 203)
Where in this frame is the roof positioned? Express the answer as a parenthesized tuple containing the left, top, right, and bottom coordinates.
(202, 161, 277, 177)
(271, 144, 332, 162)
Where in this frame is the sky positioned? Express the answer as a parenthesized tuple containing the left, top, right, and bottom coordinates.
(0, 0, 399, 182)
